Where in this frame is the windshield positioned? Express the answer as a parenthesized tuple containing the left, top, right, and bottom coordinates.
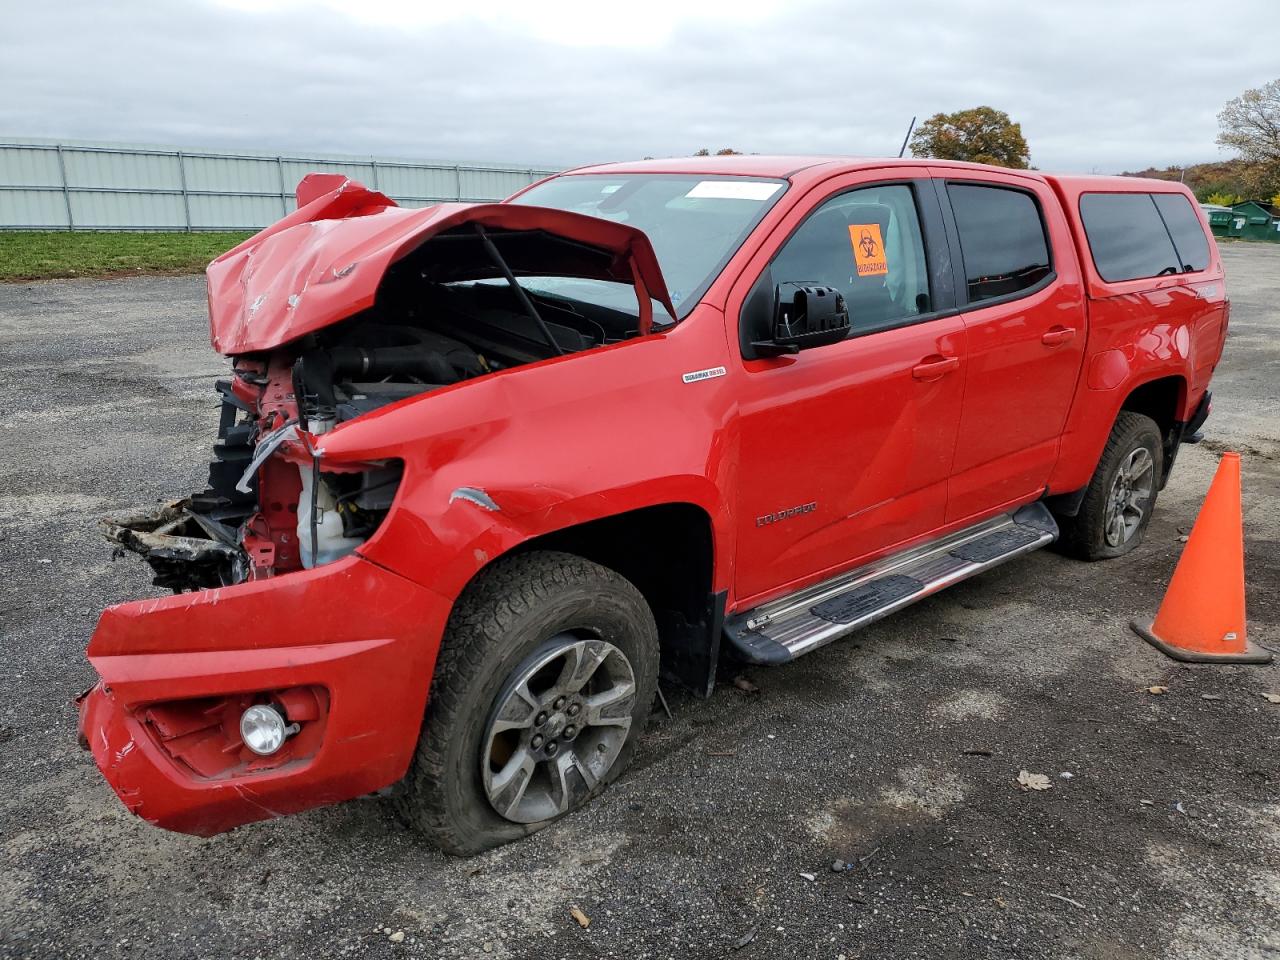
(508, 173, 786, 318)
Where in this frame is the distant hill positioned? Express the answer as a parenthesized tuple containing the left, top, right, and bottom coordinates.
(1120, 160, 1260, 204)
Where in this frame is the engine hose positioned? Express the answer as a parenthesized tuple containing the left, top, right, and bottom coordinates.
(295, 345, 459, 413)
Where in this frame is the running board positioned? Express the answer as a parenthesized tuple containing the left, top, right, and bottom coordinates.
(723, 503, 1059, 665)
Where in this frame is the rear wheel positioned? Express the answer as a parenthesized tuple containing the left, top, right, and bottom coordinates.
(394, 551, 659, 855)
(1055, 411, 1163, 561)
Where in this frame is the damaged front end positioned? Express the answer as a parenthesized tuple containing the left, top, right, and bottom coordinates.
(102, 354, 406, 592)
(101, 500, 248, 590)
(81, 172, 677, 836)
(102, 172, 673, 593)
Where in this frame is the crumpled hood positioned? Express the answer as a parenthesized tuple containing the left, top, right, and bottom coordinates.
(206, 174, 676, 356)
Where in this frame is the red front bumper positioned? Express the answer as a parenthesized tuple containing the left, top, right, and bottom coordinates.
(78, 554, 451, 836)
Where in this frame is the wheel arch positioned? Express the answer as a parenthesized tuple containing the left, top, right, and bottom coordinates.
(1119, 374, 1187, 442)
(1048, 372, 1189, 515)
(1118, 374, 1188, 486)
(454, 502, 724, 697)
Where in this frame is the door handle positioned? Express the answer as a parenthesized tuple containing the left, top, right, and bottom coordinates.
(911, 355, 960, 380)
(1041, 325, 1076, 346)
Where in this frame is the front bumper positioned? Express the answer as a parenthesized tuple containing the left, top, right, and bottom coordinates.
(78, 554, 450, 836)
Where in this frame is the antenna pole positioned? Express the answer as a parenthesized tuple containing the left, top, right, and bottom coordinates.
(898, 116, 917, 158)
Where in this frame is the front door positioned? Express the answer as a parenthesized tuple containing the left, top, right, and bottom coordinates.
(730, 175, 966, 606)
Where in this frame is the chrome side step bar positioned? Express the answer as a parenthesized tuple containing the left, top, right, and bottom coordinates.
(723, 503, 1059, 665)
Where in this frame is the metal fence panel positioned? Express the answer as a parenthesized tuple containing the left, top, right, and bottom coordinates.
(459, 167, 542, 201)
(63, 147, 182, 190)
(183, 154, 281, 194)
(0, 188, 68, 228)
(0, 144, 62, 187)
(371, 163, 451, 203)
(0, 138, 559, 231)
(280, 159, 377, 194)
(71, 189, 186, 228)
(188, 193, 286, 230)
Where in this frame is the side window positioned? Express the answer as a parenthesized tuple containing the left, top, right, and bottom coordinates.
(1152, 193, 1211, 273)
(770, 184, 931, 335)
(947, 183, 1052, 302)
(1078, 193, 1180, 283)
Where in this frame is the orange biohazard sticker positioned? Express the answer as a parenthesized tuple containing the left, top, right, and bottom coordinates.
(849, 223, 888, 277)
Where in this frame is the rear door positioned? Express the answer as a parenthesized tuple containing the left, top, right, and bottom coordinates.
(933, 171, 1088, 523)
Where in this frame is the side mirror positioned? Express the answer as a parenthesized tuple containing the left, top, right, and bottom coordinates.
(750, 282, 850, 357)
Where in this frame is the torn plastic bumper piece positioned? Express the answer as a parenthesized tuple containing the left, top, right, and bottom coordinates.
(101, 500, 249, 591)
(77, 553, 450, 836)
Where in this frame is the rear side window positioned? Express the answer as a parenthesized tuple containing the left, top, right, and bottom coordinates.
(1152, 194, 1210, 273)
(1078, 193, 1183, 282)
(947, 184, 1052, 303)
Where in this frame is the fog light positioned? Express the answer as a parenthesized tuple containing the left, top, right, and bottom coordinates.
(240, 704, 295, 756)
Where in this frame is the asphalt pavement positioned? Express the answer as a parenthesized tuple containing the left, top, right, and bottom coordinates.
(1, 243, 1277, 960)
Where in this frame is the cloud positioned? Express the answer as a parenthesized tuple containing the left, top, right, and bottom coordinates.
(1, 0, 1274, 173)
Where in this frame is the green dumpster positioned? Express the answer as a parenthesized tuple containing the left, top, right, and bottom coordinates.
(1202, 205, 1235, 239)
(1230, 201, 1279, 241)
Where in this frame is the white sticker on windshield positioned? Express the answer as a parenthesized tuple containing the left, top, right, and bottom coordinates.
(685, 180, 781, 201)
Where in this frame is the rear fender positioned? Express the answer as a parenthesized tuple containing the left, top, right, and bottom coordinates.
(1049, 366, 1190, 494)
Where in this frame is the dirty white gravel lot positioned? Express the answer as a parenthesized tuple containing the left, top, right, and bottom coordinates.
(0, 244, 1277, 960)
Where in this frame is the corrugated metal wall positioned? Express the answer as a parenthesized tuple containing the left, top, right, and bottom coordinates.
(0, 138, 560, 231)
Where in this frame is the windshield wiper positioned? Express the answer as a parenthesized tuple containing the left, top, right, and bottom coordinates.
(473, 223, 565, 357)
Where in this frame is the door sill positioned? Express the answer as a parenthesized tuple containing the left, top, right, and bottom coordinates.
(723, 503, 1058, 665)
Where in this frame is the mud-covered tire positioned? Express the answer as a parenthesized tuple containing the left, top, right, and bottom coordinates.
(1055, 412, 1164, 561)
(393, 551, 659, 856)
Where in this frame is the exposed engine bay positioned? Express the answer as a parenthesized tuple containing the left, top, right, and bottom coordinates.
(105, 238, 653, 592)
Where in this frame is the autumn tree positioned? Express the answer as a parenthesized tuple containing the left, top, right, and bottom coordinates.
(1218, 79, 1280, 163)
(1217, 79, 1280, 201)
(909, 107, 1030, 169)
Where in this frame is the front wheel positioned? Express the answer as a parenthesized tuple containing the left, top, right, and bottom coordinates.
(394, 551, 659, 855)
(1055, 411, 1163, 561)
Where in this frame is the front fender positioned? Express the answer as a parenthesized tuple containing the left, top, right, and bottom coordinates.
(361, 475, 728, 600)
(316, 318, 737, 601)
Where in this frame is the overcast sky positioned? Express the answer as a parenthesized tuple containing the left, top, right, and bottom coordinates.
(2, 0, 1274, 174)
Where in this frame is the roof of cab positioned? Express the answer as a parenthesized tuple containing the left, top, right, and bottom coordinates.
(558, 158, 1203, 199)
(560, 156, 1070, 188)
(560, 157, 1205, 193)
(1045, 173, 1197, 204)
(560, 155, 1053, 181)
(563, 155, 857, 179)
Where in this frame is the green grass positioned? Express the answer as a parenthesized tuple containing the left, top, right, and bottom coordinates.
(0, 231, 254, 282)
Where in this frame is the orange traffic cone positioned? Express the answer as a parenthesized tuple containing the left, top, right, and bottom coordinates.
(1131, 452, 1271, 664)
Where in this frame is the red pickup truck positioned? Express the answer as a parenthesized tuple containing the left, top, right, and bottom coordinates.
(79, 156, 1224, 853)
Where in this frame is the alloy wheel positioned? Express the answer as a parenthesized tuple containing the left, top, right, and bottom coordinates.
(1104, 446, 1154, 547)
(481, 636, 636, 824)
